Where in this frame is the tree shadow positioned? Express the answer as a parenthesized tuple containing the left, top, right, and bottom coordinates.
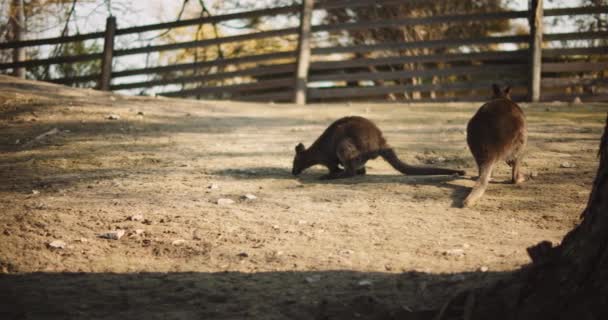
(0, 269, 515, 320)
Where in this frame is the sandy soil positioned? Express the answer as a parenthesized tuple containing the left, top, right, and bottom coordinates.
(0, 75, 606, 319)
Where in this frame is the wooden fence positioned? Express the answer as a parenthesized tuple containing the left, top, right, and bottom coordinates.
(1, 0, 607, 103)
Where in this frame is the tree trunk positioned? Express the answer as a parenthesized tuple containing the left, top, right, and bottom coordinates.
(10, 0, 25, 78)
(439, 113, 608, 319)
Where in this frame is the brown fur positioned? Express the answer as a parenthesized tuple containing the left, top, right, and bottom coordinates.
(462, 84, 528, 207)
(292, 116, 466, 180)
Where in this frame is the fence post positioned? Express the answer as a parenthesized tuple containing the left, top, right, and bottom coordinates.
(294, 0, 314, 105)
(11, 0, 25, 78)
(99, 16, 116, 91)
(528, 0, 543, 102)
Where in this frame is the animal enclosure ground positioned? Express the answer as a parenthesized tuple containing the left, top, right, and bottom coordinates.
(0, 76, 606, 319)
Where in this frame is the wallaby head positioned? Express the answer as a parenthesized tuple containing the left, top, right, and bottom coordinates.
(292, 142, 309, 176)
(492, 83, 512, 100)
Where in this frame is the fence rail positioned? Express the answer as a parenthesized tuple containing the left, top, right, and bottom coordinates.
(1, 0, 607, 103)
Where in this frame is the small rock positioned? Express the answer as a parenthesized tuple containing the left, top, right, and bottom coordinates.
(142, 219, 153, 225)
(297, 220, 307, 225)
(208, 184, 219, 190)
(480, 266, 489, 272)
(242, 194, 257, 200)
(237, 252, 249, 258)
(432, 156, 446, 163)
(172, 239, 186, 246)
(31, 190, 40, 195)
(134, 229, 145, 235)
(560, 161, 577, 168)
(217, 198, 235, 205)
(48, 240, 66, 249)
(305, 275, 321, 284)
(530, 171, 539, 178)
(98, 229, 126, 240)
(357, 279, 373, 287)
(192, 229, 202, 240)
(128, 214, 144, 221)
(272, 225, 280, 230)
(572, 96, 582, 104)
(78, 238, 88, 243)
(462, 243, 471, 249)
(137, 111, 144, 116)
(443, 248, 465, 258)
(15, 139, 20, 145)
(106, 114, 120, 120)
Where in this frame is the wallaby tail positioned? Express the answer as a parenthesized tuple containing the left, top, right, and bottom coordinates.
(462, 162, 494, 208)
(379, 148, 465, 176)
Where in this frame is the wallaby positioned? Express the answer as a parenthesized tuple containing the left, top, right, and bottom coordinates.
(462, 84, 527, 207)
(292, 116, 466, 180)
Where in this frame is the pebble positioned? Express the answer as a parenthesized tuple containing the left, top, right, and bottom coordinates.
(98, 229, 126, 240)
(237, 252, 249, 258)
(217, 198, 235, 205)
(560, 161, 577, 168)
(305, 275, 321, 284)
(172, 239, 186, 246)
(242, 194, 257, 200)
(480, 266, 489, 272)
(128, 214, 144, 221)
(443, 248, 465, 258)
(357, 279, 373, 287)
(106, 114, 120, 120)
(31, 190, 40, 195)
(48, 240, 66, 249)
(134, 229, 145, 235)
(572, 96, 582, 104)
(208, 184, 219, 190)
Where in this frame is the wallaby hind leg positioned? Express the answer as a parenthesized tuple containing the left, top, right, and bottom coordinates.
(508, 158, 525, 184)
(463, 162, 495, 208)
(320, 139, 361, 180)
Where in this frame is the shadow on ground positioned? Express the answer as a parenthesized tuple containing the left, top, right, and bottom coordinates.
(0, 269, 514, 320)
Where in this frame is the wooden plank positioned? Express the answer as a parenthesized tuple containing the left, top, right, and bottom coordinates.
(313, 11, 528, 33)
(115, 5, 300, 35)
(544, 6, 608, 17)
(529, 0, 543, 102)
(312, 35, 529, 55)
(114, 28, 298, 57)
(308, 80, 528, 99)
(542, 61, 608, 73)
(0, 53, 102, 70)
(233, 91, 293, 102)
(544, 31, 608, 41)
(294, 0, 314, 104)
(541, 77, 608, 87)
(540, 93, 608, 102)
(110, 63, 296, 90)
(315, 0, 414, 10)
(543, 46, 608, 58)
(49, 74, 99, 85)
(99, 17, 116, 91)
(0, 31, 104, 50)
(161, 78, 293, 97)
(308, 64, 528, 82)
(311, 50, 528, 70)
(111, 51, 296, 78)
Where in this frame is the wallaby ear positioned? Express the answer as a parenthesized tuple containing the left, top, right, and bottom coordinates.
(295, 143, 305, 153)
(503, 86, 512, 98)
(492, 83, 502, 97)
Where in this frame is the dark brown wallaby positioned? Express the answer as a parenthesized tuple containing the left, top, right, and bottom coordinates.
(292, 116, 466, 180)
(463, 84, 527, 207)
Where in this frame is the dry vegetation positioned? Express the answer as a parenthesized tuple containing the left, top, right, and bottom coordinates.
(0, 75, 606, 319)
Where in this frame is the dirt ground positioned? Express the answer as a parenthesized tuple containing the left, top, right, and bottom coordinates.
(0, 75, 606, 319)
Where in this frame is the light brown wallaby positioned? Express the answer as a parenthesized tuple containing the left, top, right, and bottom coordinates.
(292, 116, 466, 180)
(462, 84, 527, 207)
